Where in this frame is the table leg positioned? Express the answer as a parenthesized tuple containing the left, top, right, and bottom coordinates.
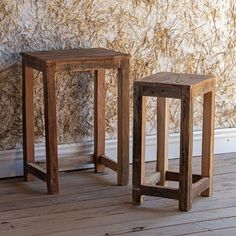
(22, 60, 35, 181)
(132, 85, 146, 205)
(179, 89, 193, 211)
(156, 97, 169, 186)
(117, 58, 130, 185)
(201, 90, 215, 197)
(94, 69, 106, 173)
(43, 65, 59, 194)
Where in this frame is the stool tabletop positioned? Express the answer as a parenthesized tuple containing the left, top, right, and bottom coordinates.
(22, 48, 130, 64)
(135, 72, 214, 87)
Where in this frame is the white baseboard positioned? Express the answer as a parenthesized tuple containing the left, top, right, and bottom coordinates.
(0, 128, 236, 178)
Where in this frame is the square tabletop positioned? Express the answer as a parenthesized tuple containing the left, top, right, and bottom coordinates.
(22, 48, 130, 64)
(135, 72, 214, 88)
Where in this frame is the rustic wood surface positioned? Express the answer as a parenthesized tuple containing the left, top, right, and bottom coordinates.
(132, 72, 215, 211)
(0, 153, 235, 236)
(179, 88, 193, 211)
(22, 60, 35, 182)
(42, 64, 59, 194)
(135, 72, 214, 87)
(201, 90, 215, 197)
(132, 85, 146, 205)
(94, 69, 106, 173)
(22, 48, 129, 63)
(21, 48, 130, 72)
(22, 48, 130, 193)
(117, 57, 130, 185)
(136, 72, 215, 98)
(156, 97, 169, 186)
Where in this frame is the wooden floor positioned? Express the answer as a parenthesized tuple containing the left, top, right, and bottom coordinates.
(1, 153, 236, 236)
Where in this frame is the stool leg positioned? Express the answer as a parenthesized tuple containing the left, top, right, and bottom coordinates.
(132, 85, 146, 205)
(22, 61, 35, 181)
(94, 69, 106, 173)
(156, 98, 169, 186)
(201, 91, 215, 197)
(179, 90, 193, 211)
(117, 58, 130, 185)
(43, 65, 59, 194)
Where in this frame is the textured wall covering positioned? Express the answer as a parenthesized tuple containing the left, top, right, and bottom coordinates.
(0, 0, 235, 150)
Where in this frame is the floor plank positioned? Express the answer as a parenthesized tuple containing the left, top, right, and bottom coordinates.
(0, 153, 236, 236)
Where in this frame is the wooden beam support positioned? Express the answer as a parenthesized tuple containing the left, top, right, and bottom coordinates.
(36, 154, 94, 172)
(166, 171, 202, 183)
(141, 185, 179, 200)
(100, 155, 117, 172)
(27, 162, 47, 182)
(193, 177, 210, 199)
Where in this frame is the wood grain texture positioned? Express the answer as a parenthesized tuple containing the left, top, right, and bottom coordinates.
(117, 58, 130, 185)
(100, 155, 117, 172)
(22, 48, 130, 192)
(27, 162, 47, 182)
(22, 48, 129, 64)
(179, 88, 193, 211)
(132, 84, 146, 205)
(21, 48, 129, 72)
(141, 185, 179, 200)
(166, 171, 202, 183)
(133, 72, 215, 212)
(192, 177, 210, 199)
(22, 60, 35, 182)
(156, 97, 169, 186)
(0, 153, 235, 236)
(94, 69, 105, 173)
(201, 89, 215, 197)
(135, 72, 209, 87)
(43, 65, 59, 194)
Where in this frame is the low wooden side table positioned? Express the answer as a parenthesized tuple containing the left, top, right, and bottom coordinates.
(22, 48, 130, 194)
(132, 72, 215, 211)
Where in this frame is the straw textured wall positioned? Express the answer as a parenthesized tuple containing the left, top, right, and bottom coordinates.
(0, 0, 235, 150)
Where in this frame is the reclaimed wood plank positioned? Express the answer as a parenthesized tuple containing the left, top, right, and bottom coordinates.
(0, 154, 235, 236)
(22, 60, 35, 182)
(201, 90, 215, 197)
(132, 85, 146, 205)
(117, 57, 130, 185)
(94, 69, 106, 173)
(156, 97, 169, 186)
(179, 88, 193, 211)
(100, 155, 117, 172)
(43, 65, 59, 194)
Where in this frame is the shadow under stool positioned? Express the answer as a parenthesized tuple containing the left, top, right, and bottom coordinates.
(132, 72, 215, 211)
(22, 48, 130, 194)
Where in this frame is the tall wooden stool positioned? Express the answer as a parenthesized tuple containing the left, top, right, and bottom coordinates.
(22, 48, 130, 194)
(132, 72, 215, 211)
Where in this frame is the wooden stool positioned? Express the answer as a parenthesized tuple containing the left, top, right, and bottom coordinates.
(132, 72, 215, 211)
(22, 48, 130, 194)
